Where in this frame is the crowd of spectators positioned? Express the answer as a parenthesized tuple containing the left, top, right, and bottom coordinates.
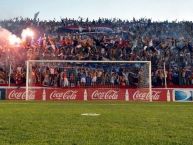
(27, 63, 149, 88)
(0, 17, 192, 88)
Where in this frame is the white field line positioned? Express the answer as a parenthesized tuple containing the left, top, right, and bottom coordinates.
(81, 113, 101, 116)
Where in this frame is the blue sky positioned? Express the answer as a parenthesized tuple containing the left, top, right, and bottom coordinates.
(0, 0, 193, 21)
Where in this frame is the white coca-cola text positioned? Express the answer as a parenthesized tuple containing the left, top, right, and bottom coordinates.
(91, 90, 119, 100)
(50, 90, 77, 100)
(133, 90, 161, 101)
(8, 90, 35, 100)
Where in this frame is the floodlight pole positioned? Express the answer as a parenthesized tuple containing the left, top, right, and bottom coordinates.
(149, 61, 152, 102)
(26, 61, 29, 101)
(164, 62, 167, 88)
(8, 63, 11, 87)
(7, 47, 11, 87)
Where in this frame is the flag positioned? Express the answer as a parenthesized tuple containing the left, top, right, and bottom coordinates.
(34, 12, 40, 21)
(42, 34, 47, 48)
(48, 37, 56, 50)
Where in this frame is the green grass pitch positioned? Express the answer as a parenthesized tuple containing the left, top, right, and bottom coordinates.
(0, 101, 193, 145)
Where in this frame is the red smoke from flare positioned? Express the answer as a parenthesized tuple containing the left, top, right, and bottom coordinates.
(0, 27, 35, 47)
(8, 35, 21, 46)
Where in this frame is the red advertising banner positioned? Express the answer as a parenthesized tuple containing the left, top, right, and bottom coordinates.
(44, 88, 84, 101)
(5, 87, 174, 102)
(128, 89, 173, 102)
(87, 88, 125, 100)
(6, 88, 42, 100)
(153, 89, 173, 102)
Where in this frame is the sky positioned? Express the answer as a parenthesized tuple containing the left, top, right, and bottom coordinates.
(0, 0, 193, 21)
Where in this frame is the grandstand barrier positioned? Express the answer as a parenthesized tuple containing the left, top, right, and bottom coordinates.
(1, 86, 192, 102)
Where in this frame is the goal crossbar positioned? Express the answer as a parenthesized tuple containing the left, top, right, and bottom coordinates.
(27, 60, 151, 63)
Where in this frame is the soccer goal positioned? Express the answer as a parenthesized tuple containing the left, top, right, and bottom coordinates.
(26, 60, 152, 101)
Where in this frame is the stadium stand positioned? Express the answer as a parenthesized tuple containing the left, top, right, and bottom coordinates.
(0, 18, 192, 88)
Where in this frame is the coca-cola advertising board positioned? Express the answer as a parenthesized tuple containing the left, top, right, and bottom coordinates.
(6, 88, 42, 100)
(87, 88, 125, 100)
(45, 88, 84, 101)
(5, 87, 174, 102)
(129, 89, 173, 102)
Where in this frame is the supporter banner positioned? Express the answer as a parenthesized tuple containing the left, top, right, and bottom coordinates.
(87, 88, 125, 100)
(92, 27, 113, 32)
(6, 88, 42, 100)
(44, 88, 84, 101)
(0, 89, 6, 100)
(173, 89, 193, 102)
(62, 26, 113, 33)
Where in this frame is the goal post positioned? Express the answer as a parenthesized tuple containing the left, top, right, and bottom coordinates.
(26, 60, 152, 101)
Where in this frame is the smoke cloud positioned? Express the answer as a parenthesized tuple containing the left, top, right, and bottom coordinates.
(0, 27, 33, 47)
(0, 28, 13, 46)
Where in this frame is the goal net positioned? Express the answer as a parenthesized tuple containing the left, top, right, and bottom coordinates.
(26, 60, 152, 101)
